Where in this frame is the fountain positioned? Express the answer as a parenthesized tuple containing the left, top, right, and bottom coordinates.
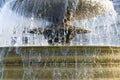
(8, 0, 113, 45)
(0, 0, 120, 80)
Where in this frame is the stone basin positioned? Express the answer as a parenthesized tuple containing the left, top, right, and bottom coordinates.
(11, 0, 113, 23)
(0, 46, 120, 80)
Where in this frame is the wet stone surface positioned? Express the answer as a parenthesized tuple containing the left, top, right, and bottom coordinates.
(29, 25, 76, 45)
(28, 24, 91, 45)
(44, 27, 76, 45)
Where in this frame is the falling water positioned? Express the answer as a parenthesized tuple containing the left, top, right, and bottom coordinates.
(0, 0, 118, 46)
(72, 9, 118, 45)
(0, 0, 120, 80)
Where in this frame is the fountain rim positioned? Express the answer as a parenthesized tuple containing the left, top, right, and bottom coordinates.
(0, 45, 120, 49)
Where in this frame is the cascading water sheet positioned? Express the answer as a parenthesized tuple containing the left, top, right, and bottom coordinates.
(0, 0, 119, 46)
(0, 0, 120, 80)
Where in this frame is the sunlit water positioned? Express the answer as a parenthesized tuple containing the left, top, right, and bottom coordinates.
(0, 0, 120, 80)
(0, 0, 119, 46)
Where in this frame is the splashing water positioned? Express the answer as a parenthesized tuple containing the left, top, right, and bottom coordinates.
(0, 0, 120, 80)
(0, 0, 118, 46)
(0, 0, 51, 46)
(72, 9, 118, 45)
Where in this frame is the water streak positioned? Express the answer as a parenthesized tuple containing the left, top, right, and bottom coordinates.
(0, 0, 118, 46)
